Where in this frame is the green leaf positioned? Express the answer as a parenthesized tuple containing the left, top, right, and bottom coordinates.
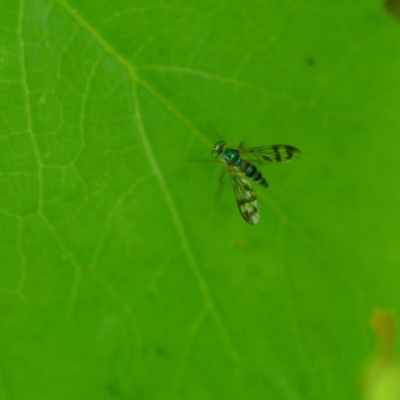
(1, 0, 400, 398)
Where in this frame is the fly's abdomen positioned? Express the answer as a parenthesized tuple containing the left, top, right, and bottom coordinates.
(240, 160, 268, 187)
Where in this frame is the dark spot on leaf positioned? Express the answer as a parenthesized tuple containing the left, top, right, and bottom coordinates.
(385, 0, 400, 22)
(106, 379, 122, 398)
(156, 347, 169, 359)
(306, 57, 316, 66)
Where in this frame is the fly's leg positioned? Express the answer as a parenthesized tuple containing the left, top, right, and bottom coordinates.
(215, 167, 228, 202)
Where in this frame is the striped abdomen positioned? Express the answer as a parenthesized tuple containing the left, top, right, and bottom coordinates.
(239, 160, 268, 187)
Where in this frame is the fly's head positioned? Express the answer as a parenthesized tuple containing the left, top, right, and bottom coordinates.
(211, 140, 226, 159)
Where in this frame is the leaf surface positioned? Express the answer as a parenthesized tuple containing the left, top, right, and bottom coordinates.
(1, 0, 400, 398)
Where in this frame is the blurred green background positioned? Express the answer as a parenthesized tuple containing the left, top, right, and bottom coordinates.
(1, 0, 400, 399)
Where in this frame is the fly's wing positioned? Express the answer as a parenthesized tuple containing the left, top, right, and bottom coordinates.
(240, 145, 301, 163)
(229, 167, 260, 224)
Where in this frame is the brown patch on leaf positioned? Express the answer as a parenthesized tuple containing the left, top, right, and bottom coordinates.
(385, 0, 400, 22)
(361, 309, 400, 400)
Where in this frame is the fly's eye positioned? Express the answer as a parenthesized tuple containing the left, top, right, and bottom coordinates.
(212, 140, 225, 158)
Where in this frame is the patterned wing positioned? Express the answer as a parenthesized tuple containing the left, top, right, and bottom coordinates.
(229, 167, 260, 224)
(240, 145, 301, 163)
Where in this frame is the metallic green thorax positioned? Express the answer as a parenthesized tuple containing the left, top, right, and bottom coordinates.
(223, 149, 240, 165)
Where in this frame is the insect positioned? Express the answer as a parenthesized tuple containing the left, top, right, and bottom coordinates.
(212, 140, 301, 224)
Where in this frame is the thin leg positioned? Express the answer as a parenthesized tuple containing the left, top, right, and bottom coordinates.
(208, 123, 223, 141)
(185, 159, 220, 163)
(215, 168, 227, 202)
(219, 168, 228, 181)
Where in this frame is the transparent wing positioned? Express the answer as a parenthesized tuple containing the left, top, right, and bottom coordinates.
(240, 144, 301, 163)
(228, 167, 260, 224)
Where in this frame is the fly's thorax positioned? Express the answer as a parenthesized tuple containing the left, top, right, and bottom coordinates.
(223, 149, 240, 165)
